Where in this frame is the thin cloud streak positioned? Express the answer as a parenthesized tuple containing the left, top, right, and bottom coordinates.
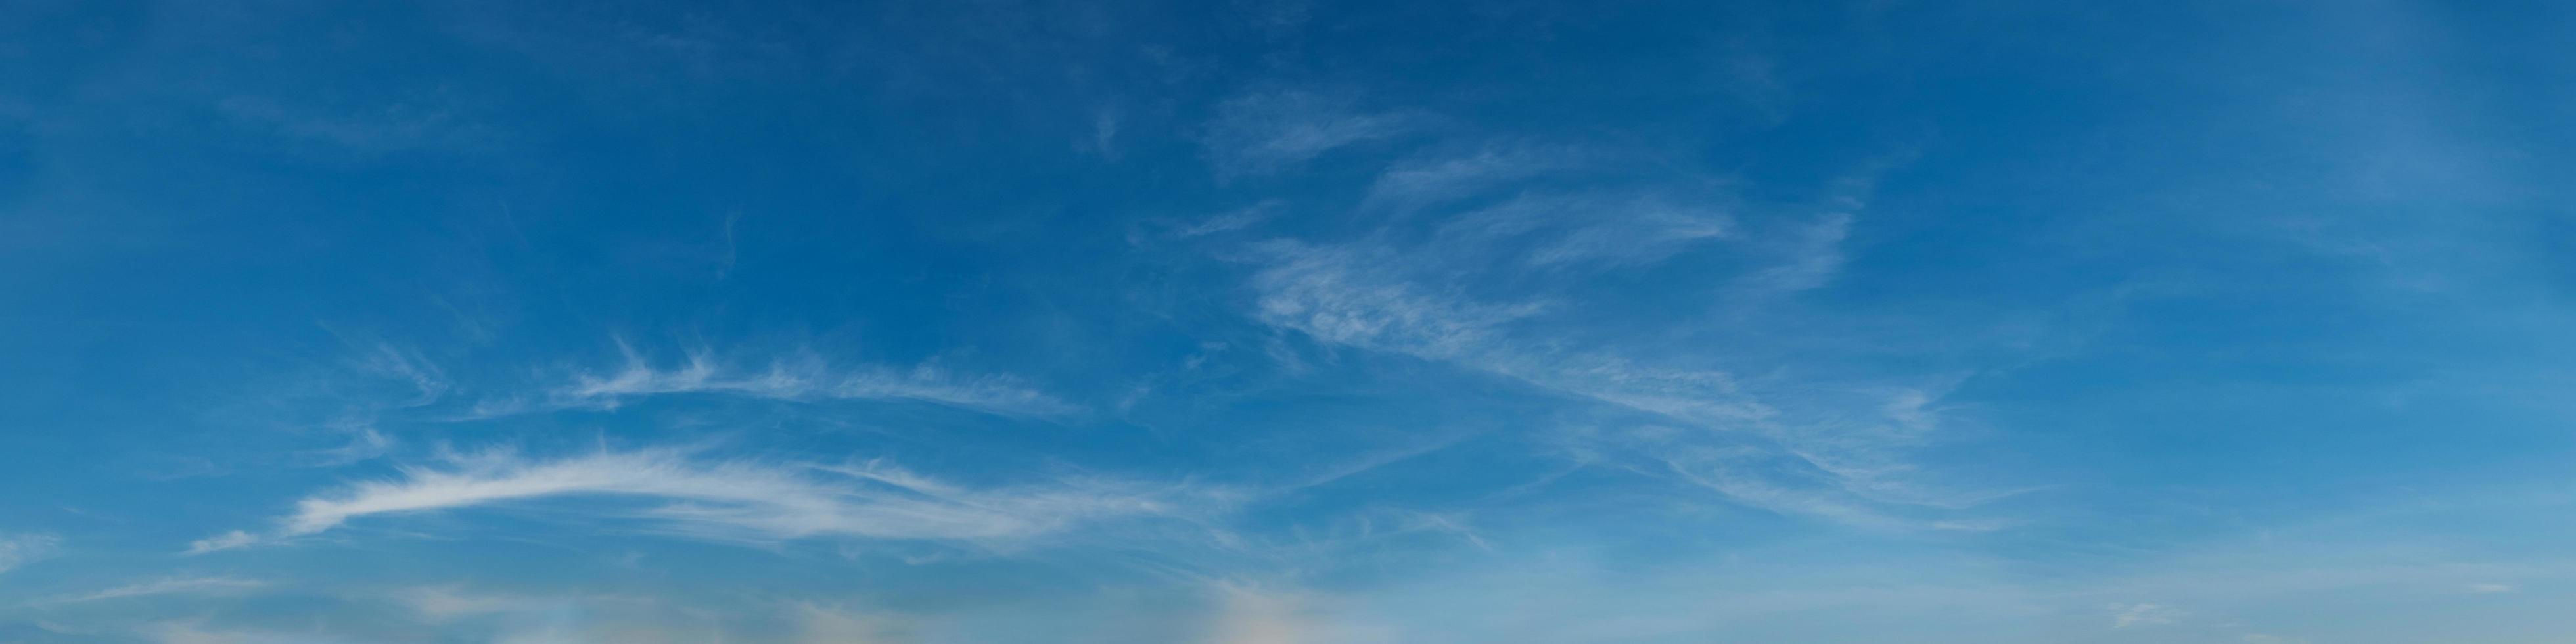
(1251, 238, 2003, 526)
(1200, 89, 1422, 178)
(1359, 143, 1585, 213)
(529, 344, 1080, 418)
(191, 448, 1213, 553)
(1221, 118, 1996, 527)
(34, 577, 268, 605)
(0, 532, 59, 574)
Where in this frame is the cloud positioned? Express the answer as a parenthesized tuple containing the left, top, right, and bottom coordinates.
(0, 533, 59, 574)
(135, 621, 373, 644)
(400, 586, 537, 620)
(792, 603, 910, 644)
(37, 577, 267, 605)
(1249, 240, 1547, 361)
(210, 339, 443, 472)
(1196, 107, 1983, 528)
(214, 94, 495, 156)
(2107, 602, 2181, 628)
(1244, 233, 1996, 526)
(1737, 212, 1852, 294)
(294, 426, 394, 468)
(185, 530, 258, 555)
(395, 585, 662, 625)
(100, 589, 913, 644)
(139, 622, 258, 644)
(544, 344, 1079, 418)
(1199, 584, 1394, 644)
(2466, 582, 2516, 593)
(1358, 143, 1584, 213)
(1434, 193, 1732, 270)
(192, 447, 1209, 552)
(1225, 141, 2006, 528)
(1205, 585, 1310, 644)
(1175, 200, 1284, 239)
(1200, 89, 1421, 177)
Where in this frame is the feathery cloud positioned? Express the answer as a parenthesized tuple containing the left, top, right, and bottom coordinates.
(37, 577, 267, 605)
(185, 531, 259, 555)
(1737, 212, 1852, 294)
(2107, 602, 2181, 628)
(1225, 130, 1994, 527)
(1358, 143, 1584, 213)
(0, 532, 59, 574)
(192, 448, 1207, 552)
(544, 345, 1079, 418)
(1201, 89, 1421, 178)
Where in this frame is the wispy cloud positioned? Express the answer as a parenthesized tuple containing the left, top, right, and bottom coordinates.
(250, 339, 446, 470)
(137, 621, 262, 644)
(538, 344, 1080, 418)
(1736, 212, 1852, 294)
(293, 426, 394, 469)
(35, 577, 267, 605)
(1249, 240, 1548, 361)
(395, 585, 657, 623)
(1358, 143, 1586, 213)
(1201, 584, 1389, 644)
(1224, 127, 1995, 528)
(1175, 200, 1284, 239)
(0, 532, 60, 574)
(1200, 89, 1422, 178)
(1249, 237, 1988, 526)
(2107, 602, 2182, 628)
(185, 531, 260, 555)
(216, 93, 496, 156)
(191, 447, 1212, 553)
(789, 602, 911, 644)
(1433, 193, 1732, 270)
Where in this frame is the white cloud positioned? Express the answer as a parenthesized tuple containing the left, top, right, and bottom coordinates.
(39, 577, 267, 605)
(185, 530, 258, 555)
(396, 585, 662, 626)
(547, 344, 1079, 418)
(1205, 586, 1309, 644)
(1433, 193, 1732, 271)
(793, 603, 909, 644)
(193, 447, 1207, 551)
(1199, 585, 1394, 644)
(348, 341, 449, 407)
(2107, 602, 2181, 628)
(0, 532, 60, 574)
(294, 426, 394, 468)
(1202, 124, 1998, 530)
(216, 94, 492, 155)
(2466, 582, 2516, 593)
(139, 622, 252, 644)
(1358, 143, 1582, 212)
(1175, 200, 1283, 238)
(400, 586, 532, 620)
(1233, 156, 2015, 529)
(1200, 89, 1420, 177)
(1737, 212, 1852, 294)
(137, 621, 370, 644)
(1243, 232, 2000, 526)
(1249, 241, 1546, 361)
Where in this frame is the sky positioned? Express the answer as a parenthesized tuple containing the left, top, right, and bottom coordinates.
(1, 0, 2572, 642)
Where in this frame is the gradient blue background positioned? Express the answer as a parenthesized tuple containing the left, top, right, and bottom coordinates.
(3, 1, 2573, 641)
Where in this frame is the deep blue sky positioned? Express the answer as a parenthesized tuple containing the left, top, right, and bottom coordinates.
(3, 1, 2573, 642)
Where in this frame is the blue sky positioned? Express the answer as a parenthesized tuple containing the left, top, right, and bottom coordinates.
(3, 0, 2573, 642)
